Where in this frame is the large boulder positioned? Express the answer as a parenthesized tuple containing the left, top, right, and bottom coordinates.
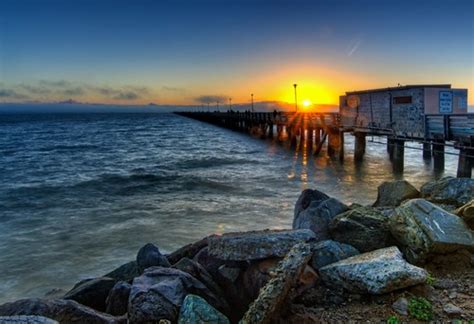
(319, 246, 427, 294)
(104, 261, 139, 282)
(455, 199, 474, 229)
(389, 199, 474, 263)
(294, 189, 330, 219)
(309, 240, 359, 269)
(128, 267, 226, 323)
(63, 277, 116, 312)
(105, 281, 131, 316)
(178, 294, 230, 324)
(373, 180, 420, 207)
(0, 315, 58, 323)
(329, 206, 392, 252)
(208, 229, 315, 261)
(192, 247, 228, 278)
(293, 197, 349, 239)
(241, 243, 313, 324)
(0, 298, 123, 324)
(136, 243, 171, 273)
(420, 177, 474, 207)
(242, 258, 280, 301)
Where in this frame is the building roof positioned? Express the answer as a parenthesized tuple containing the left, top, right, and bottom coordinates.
(346, 84, 451, 95)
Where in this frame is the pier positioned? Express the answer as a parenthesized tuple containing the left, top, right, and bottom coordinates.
(175, 110, 474, 178)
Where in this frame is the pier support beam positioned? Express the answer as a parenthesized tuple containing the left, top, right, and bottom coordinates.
(328, 128, 341, 158)
(392, 139, 405, 174)
(315, 128, 321, 145)
(433, 139, 445, 171)
(422, 142, 432, 160)
(354, 132, 366, 162)
(457, 147, 473, 178)
(339, 131, 345, 162)
(387, 138, 395, 160)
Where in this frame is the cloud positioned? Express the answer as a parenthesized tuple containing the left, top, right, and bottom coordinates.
(61, 87, 85, 96)
(162, 86, 185, 93)
(18, 84, 51, 94)
(113, 91, 139, 100)
(38, 80, 71, 88)
(0, 88, 28, 99)
(346, 35, 363, 57)
(195, 95, 228, 104)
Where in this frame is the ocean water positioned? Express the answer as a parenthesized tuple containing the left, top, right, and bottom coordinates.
(0, 112, 459, 303)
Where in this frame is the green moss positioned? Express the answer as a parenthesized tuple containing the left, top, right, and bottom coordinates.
(386, 315, 400, 324)
(425, 272, 436, 286)
(408, 297, 433, 321)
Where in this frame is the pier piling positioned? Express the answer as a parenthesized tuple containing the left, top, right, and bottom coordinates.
(354, 132, 366, 162)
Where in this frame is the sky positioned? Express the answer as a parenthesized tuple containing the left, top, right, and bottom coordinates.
(0, 0, 473, 106)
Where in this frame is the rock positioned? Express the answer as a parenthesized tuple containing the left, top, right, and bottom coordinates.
(319, 246, 428, 294)
(167, 236, 211, 265)
(105, 281, 131, 316)
(104, 261, 139, 282)
(0, 298, 123, 324)
(443, 303, 462, 315)
(420, 176, 474, 207)
(193, 247, 227, 278)
(128, 267, 226, 323)
(172, 257, 225, 301)
(0, 315, 58, 323)
(217, 265, 240, 283)
(294, 189, 330, 219)
(389, 199, 474, 263)
(293, 197, 349, 240)
(296, 265, 319, 294)
(178, 294, 230, 324)
(242, 258, 281, 301)
(241, 243, 312, 324)
(208, 229, 315, 261)
(373, 180, 420, 207)
(329, 206, 392, 252)
(392, 297, 408, 316)
(309, 240, 359, 269)
(136, 243, 171, 273)
(455, 199, 474, 229)
(63, 277, 116, 312)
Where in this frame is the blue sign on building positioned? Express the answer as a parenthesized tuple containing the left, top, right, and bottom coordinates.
(439, 91, 453, 113)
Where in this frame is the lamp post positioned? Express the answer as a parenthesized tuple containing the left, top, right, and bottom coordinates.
(229, 98, 232, 111)
(251, 93, 254, 112)
(293, 83, 298, 113)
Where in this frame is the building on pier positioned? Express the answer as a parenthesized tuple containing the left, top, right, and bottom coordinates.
(339, 84, 469, 138)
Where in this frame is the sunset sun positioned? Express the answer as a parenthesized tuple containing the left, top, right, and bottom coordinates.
(303, 99, 312, 107)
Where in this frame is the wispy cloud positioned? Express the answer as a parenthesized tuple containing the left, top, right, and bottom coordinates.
(162, 86, 185, 93)
(0, 88, 29, 99)
(346, 35, 363, 57)
(195, 95, 227, 104)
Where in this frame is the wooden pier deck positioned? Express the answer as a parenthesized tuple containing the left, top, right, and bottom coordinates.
(175, 111, 474, 178)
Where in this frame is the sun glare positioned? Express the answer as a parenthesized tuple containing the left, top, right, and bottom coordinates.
(303, 99, 312, 107)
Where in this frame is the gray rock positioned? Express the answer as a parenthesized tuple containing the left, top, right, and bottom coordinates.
(420, 176, 474, 207)
(294, 189, 331, 220)
(63, 277, 116, 312)
(293, 198, 349, 240)
(389, 199, 474, 263)
(167, 236, 211, 265)
(0, 299, 123, 324)
(136, 243, 171, 273)
(392, 297, 408, 315)
(319, 246, 428, 294)
(0, 315, 58, 324)
(178, 294, 230, 324)
(329, 206, 392, 252)
(192, 247, 227, 278)
(373, 180, 420, 207)
(208, 229, 315, 261)
(104, 261, 139, 282)
(443, 303, 462, 315)
(172, 257, 226, 302)
(105, 281, 131, 316)
(128, 267, 226, 323)
(217, 265, 240, 283)
(242, 258, 280, 301)
(241, 243, 313, 324)
(309, 240, 359, 269)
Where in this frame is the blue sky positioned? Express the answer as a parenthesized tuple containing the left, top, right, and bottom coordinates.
(0, 0, 473, 105)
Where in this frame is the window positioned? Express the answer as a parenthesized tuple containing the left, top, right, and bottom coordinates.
(393, 96, 412, 104)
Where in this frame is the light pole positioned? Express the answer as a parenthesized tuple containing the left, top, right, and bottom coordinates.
(251, 93, 254, 112)
(229, 98, 232, 111)
(293, 83, 298, 113)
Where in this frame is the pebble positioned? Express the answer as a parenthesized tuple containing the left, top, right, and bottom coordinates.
(443, 303, 462, 315)
(392, 297, 408, 316)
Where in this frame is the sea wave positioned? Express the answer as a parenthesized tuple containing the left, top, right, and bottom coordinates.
(174, 156, 260, 169)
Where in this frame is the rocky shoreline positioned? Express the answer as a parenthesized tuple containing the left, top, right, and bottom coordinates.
(0, 176, 473, 323)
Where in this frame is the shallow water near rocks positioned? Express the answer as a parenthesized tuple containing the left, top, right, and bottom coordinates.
(0, 112, 459, 303)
